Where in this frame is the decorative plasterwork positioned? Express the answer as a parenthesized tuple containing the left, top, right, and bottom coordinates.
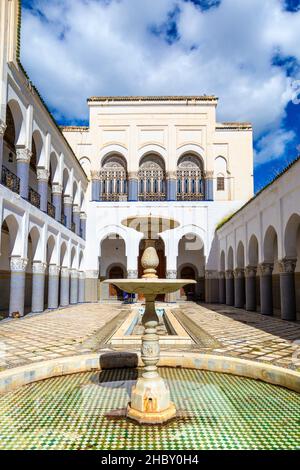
(234, 268, 245, 278)
(245, 266, 257, 278)
(37, 168, 50, 182)
(278, 258, 297, 274)
(52, 183, 63, 195)
(166, 270, 177, 279)
(127, 270, 138, 279)
(16, 147, 32, 163)
(0, 120, 7, 136)
(257, 263, 274, 276)
(10, 257, 28, 272)
(49, 265, 60, 276)
(61, 267, 70, 277)
(86, 270, 99, 279)
(32, 262, 47, 274)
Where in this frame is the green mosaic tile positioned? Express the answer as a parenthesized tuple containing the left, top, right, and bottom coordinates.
(0, 368, 299, 450)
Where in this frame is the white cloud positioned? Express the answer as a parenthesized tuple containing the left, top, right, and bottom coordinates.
(254, 128, 296, 164)
(21, 0, 300, 159)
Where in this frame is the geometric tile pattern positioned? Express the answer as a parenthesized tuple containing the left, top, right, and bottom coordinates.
(0, 368, 299, 450)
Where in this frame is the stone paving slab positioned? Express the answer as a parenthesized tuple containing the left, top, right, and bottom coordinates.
(179, 303, 300, 371)
(0, 302, 300, 372)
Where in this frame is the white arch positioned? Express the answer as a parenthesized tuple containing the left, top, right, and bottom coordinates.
(6, 98, 26, 146)
(138, 144, 167, 161)
(99, 145, 128, 165)
(176, 144, 205, 161)
(98, 224, 129, 257)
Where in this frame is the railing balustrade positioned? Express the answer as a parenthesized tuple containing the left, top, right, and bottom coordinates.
(1, 166, 20, 194)
(28, 187, 40, 209)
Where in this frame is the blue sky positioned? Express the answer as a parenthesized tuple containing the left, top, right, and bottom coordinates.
(20, 0, 300, 192)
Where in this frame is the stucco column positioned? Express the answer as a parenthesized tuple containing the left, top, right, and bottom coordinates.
(48, 264, 60, 309)
(63, 196, 73, 230)
(279, 258, 297, 321)
(80, 212, 87, 239)
(73, 205, 80, 236)
(70, 269, 79, 304)
(31, 261, 47, 313)
(85, 270, 99, 302)
(128, 171, 138, 201)
(218, 271, 226, 304)
(60, 267, 70, 307)
(258, 263, 274, 316)
(205, 171, 214, 201)
(37, 168, 49, 212)
(52, 183, 63, 222)
(9, 257, 28, 317)
(0, 120, 7, 170)
(234, 268, 245, 308)
(91, 171, 100, 201)
(78, 271, 86, 303)
(16, 147, 32, 199)
(166, 171, 177, 201)
(225, 270, 234, 306)
(245, 266, 257, 312)
(165, 270, 178, 303)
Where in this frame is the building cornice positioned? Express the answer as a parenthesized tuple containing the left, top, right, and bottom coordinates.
(87, 95, 218, 104)
(216, 122, 252, 131)
(61, 126, 89, 132)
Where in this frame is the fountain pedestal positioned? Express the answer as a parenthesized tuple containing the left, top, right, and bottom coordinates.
(127, 295, 176, 423)
(105, 219, 195, 424)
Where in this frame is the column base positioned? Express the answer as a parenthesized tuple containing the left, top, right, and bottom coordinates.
(127, 402, 176, 424)
(127, 375, 176, 424)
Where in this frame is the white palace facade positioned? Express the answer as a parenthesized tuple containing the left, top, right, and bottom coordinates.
(0, 0, 300, 321)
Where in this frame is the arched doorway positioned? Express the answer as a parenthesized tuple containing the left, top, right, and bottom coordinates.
(177, 233, 205, 300)
(180, 265, 197, 300)
(108, 265, 125, 300)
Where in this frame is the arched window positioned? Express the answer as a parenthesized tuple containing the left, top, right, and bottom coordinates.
(100, 154, 127, 201)
(177, 154, 203, 201)
(138, 154, 166, 201)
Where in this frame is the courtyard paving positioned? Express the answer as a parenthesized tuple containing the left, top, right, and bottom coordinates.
(0, 302, 299, 372)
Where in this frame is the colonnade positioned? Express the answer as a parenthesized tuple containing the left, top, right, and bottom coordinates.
(8, 256, 85, 317)
(217, 258, 298, 321)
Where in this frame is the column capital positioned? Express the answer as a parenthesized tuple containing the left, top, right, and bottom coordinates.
(52, 183, 63, 195)
(225, 269, 233, 279)
(166, 171, 177, 180)
(63, 195, 73, 205)
(78, 271, 86, 280)
(245, 265, 257, 278)
(258, 262, 273, 276)
(234, 267, 245, 278)
(166, 270, 177, 279)
(10, 256, 28, 272)
(73, 204, 80, 214)
(205, 170, 214, 179)
(86, 270, 99, 279)
(218, 271, 225, 279)
(127, 269, 138, 279)
(16, 146, 32, 163)
(0, 119, 7, 136)
(37, 168, 50, 182)
(70, 269, 79, 279)
(61, 267, 70, 277)
(49, 264, 60, 276)
(32, 261, 47, 274)
(128, 171, 138, 180)
(80, 211, 87, 220)
(205, 270, 218, 279)
(278, 258, 297, 274)
(90, 170, 100, 180)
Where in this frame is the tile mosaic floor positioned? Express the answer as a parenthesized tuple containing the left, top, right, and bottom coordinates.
(0, 368, 299, 450)
(0, 302, 299, 371)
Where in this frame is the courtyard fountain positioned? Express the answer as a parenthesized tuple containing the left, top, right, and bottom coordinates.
(104, 216, 196, 424)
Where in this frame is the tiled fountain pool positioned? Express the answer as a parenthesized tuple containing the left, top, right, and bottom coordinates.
(0, 367, 299, 450)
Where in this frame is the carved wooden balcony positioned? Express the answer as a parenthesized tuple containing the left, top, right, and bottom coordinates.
(1, 166, 20, 194)
(138, 192, 166, 201)
(101, 193, 128, 202)
(47, 201, 56, 219)
(176, 192, 204, 201)
(28, 187, 41, 209)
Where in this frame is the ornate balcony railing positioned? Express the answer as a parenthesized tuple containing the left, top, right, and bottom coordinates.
(28, 187, 40, 209)
(101, 193, 128, 202)
(176, 192, 204, 201)
(1, 166, 20, 194)
(71, 222, 76, 233)
(138, 192, 166, 201)
(47, 201, 56, 219)
(61, 214, 67, 226)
